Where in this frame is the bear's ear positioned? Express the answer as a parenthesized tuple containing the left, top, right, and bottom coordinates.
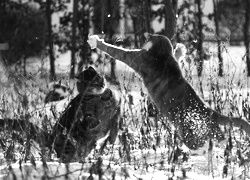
(144, 32, 153, 41)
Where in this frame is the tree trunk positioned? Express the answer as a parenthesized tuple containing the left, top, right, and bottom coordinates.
(46, 0, 56, 81)
(136, 0, 151, 46)
(144, 0, 151, 33)
(119, 0, 125, 36)
(132, 16, 139, 48)
(213, 0, 223, 77)
(106, 0, 117, 82)
(196, 0, 203, 77)
(171, 0, 178, 14)
(164, 0, 176, 40)
(70, 0, 78, 78)
(244, 0, 250, 76)
(78, 0, 90, 73)
(138, 0, 145, 46)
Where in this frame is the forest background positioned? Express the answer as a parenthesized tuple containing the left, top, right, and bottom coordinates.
(1, 0, 250, 179)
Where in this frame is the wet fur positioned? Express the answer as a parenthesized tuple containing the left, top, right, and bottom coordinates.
(91, 33, 250, 149)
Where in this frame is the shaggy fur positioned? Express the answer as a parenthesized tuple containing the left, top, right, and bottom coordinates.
(88, 33, 250, 149)
(53, 88, 120, 161)
(0, 67, 120, 162)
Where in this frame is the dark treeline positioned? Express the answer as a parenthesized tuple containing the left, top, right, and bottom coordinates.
(0, 0, 250, 78)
